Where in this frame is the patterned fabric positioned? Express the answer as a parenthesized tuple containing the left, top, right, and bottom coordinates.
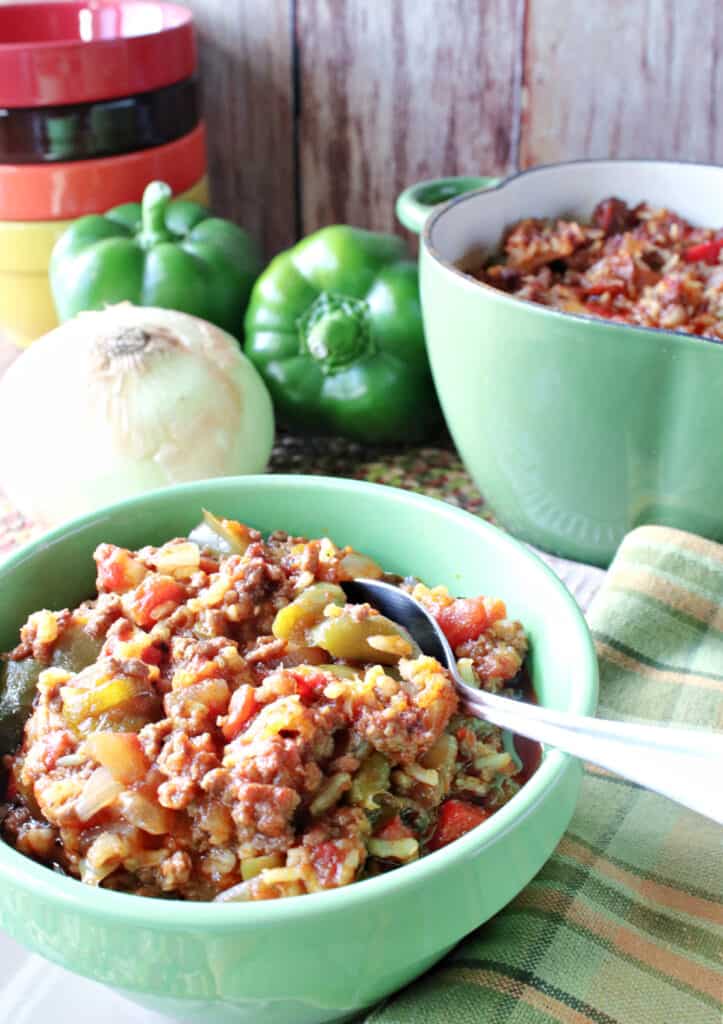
(361, 525, 723, 1024)
(269, 435, 489, 518)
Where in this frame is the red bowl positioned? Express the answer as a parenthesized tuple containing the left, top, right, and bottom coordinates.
(0, 121, 207, 220)
(0, 2, 196, 108)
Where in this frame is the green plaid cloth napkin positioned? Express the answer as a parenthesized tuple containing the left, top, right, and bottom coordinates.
(361, 524, 723, 1024)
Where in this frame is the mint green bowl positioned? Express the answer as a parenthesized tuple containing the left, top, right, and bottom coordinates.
(397, 160, 723, 566)
(0, 475, 597, 1023)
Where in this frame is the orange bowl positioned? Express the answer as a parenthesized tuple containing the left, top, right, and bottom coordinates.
(0, 122, 207, 220)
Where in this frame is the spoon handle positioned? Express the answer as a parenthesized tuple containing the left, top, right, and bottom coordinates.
(461, 690, 723, 824)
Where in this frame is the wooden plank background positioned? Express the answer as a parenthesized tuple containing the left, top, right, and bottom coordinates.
(5, 0, 721, 248)
(182, 0, 721, 255)
(0, 0, 719, 368)
(296, 0, 524, 236)
(181, 0, 297, 255)
(521, 0, 723, 167)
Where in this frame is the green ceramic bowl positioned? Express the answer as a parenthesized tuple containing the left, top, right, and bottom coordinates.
(397, 161, 723, 566)
(0, 475, 597, 1023)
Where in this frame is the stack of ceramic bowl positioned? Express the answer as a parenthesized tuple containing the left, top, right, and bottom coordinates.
(0, 1, 208, 347)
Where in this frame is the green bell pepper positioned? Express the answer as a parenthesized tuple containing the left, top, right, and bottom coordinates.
(50, 181, 262, 339)
(244, 226, 439, 443)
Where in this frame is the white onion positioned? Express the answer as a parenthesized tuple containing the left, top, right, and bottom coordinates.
(0, 304, 275, 526)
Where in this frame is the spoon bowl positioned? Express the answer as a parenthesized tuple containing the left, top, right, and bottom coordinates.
(341, 578, 723, 825)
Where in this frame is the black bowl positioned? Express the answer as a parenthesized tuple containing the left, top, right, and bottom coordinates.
(0, 76, 199, 164)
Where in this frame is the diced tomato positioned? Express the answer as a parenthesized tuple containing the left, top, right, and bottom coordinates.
(85, 731, 148, 785)
(220, 684, 257, 742)
(682, 238, 723, 264)
(376, 814, 415, 842)
(584, 301, 619, 319)
(428, 799, 489, 851)
(289, 669, 329, 705)
(94, 544, 146, 594)
(583, 281, 625, 296)
(311, 840, 346, 887)
(140, 645, 163, 666)
(435, 597, 506, 649)
(131, 577, 186, 629)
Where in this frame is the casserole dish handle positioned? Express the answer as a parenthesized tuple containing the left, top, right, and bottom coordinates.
(396, 175, 501, 234)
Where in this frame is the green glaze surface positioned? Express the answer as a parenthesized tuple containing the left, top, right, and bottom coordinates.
(0, 476, 597, 1023)
(404, 164, 723, 566)
(396, 176, 501, 235)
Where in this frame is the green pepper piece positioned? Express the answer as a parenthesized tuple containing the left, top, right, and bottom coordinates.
(50, 181, 262, 339)
(0, 625, 103, 755)
(272, 583, 346, 643)
(61, 675, 146, 733)
(395, 796, 432, 839)
(315, 664, 360, 681)
(309, 608, 415, 665)
(350, 751, 391, 809)
(53, 625, 105, 675)
(244, 226, 440, 443)
(0, 659, 43, 756)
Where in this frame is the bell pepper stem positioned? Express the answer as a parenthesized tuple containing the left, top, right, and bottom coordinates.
(298, 292, 375, 373)
(138, 181, 174, 248)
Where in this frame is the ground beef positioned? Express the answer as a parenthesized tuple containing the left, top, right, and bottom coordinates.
(201, 769, 300, 856)
(156, 731, 220, 810)
(352, 658, 457, 765)
(1, 522, 533, 902)
(229, 734, 322, 793)
(10, 608, 72, 663)
(456, 619, 528, 690)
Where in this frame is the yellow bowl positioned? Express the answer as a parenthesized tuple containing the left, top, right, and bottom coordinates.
(0, 175, 210, 348)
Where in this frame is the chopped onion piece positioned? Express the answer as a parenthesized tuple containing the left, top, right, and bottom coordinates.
(241, 852, 283, 881)
(200, 510, 252, 555)
(405, 763, 439, 786)
(259, 866, 304, 884)
(118, 791, 174, 835)
(367, 837, 419, 861)
(309, 772, 352, 816)
(29, 610, 59, 645)
(156, 542, 200, 577)
(367, 634, 413, 657)
(457, 658, 479, 687)
(339, 550, 383, 580)
(75, 767, 123, 822)
(214, 879, 256, 903)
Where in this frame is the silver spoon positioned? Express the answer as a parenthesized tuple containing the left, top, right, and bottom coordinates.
(341, 579, 723, 825)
